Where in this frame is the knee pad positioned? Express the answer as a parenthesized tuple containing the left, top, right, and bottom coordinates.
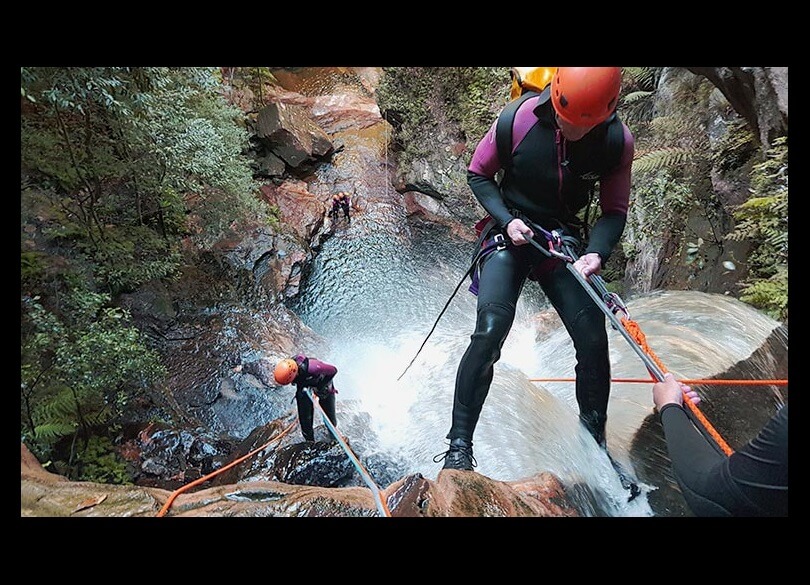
(472, 302, 515, 349)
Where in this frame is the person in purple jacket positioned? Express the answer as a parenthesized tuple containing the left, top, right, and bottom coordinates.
(274, 354, 339, 441)
(434, 67, 635, 471)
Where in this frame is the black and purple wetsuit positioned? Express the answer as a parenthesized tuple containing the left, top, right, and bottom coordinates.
(293, 354, 338, 441)
(447, 90, 635, 446)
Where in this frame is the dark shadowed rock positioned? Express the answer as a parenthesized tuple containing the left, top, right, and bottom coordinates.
(255, 102, 334, 167)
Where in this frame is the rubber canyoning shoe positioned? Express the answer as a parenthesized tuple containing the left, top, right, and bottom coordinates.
(433, 438, 477, 471)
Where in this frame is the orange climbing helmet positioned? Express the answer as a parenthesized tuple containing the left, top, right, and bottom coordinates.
(551, 67, 622, 128)
(274, 358, 299, 385)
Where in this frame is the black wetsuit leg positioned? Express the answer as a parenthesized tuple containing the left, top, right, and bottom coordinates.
(660, 402, 788, 517)
(448, 244, 535, 442)
(317, 389, 337, 428)
(295, 388, 315, 441)
(537, 262, 611, 443)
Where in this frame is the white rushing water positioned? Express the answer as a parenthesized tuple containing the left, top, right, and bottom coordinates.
(279, 67, 786, 517)
(292, 219, 785, 517)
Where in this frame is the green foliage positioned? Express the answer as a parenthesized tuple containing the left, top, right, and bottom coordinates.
(620, 67, 662, 126)
(737, 267, 788, 321)
(623, 67, 661, 90)
(727, 136, 788, 320)
(632, 146, 696, 175)
(711, 119, 758, 172)
(635, 168, 695, 221)
(266, 204, 281, 231)
(20, 67, 270, 254)
(74, 436, 133, 485)
(21, 251, 47, 284)
(623, 169, 694, 261)
(80, 225, 181, 294)
(20, 66, 279, 480)
(21, 291, 165, 466)
(377, 67, 506, 167)
(628, 70, 713, 180)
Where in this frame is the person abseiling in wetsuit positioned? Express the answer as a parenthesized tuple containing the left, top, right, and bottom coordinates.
(339, 191, 351, 221)
(653, 373, 788, 517)
(330, 193, 342, 223)
(434, 67, 635, 471)
(331, 191, 351, 223)
(274, 355, 339, 442)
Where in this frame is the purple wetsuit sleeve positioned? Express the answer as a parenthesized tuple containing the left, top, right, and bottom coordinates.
(306, 358, 337, 379)
(467, 118, 512, 227)
(584, 123, 634, 263)
(469, 97, 540, 178)
(467, 98, 542, 228)
(597, 123, 634, 216)
(468, 119, 501, 177)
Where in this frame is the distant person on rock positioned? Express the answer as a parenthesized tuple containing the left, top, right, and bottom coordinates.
(339, 191, 351, 221)
(331, 193, 342, 224)
(652, 373, 788, 517)
(273, 355, 339, 442)
(331, 191, 351, 223)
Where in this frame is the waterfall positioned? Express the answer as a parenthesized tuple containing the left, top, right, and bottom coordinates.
(291, 220, 786, 517)
(275, 67, 787, 517)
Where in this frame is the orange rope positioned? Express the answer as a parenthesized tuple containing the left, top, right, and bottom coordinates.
(156, 418, 298, 517)
(620, 316, 735, 456)
(530, 377, 788, 386)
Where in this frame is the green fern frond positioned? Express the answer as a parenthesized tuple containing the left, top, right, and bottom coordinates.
(623, 67, 660, 89)
(83, 408, 115, 427)
(632, 147, 695, 174)
(624, 90, 654, 104)
(34, 422, 77, 441)
(34, 388, 78, 422)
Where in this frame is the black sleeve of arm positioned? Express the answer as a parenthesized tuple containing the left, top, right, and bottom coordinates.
(660, 402, 789, 517)
(658, 404, 733, 516)
(467, 171, 514, 228)
(727, 403, 789, 516)
(584, 211, 626, 265)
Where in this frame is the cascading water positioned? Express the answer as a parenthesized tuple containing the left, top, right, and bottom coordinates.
(291, 216, 786, 517)
(278, 67, 787, 517)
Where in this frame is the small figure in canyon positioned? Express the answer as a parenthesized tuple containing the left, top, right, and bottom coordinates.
(274, 354, 339, 442)
(331, 191, 351, 224)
